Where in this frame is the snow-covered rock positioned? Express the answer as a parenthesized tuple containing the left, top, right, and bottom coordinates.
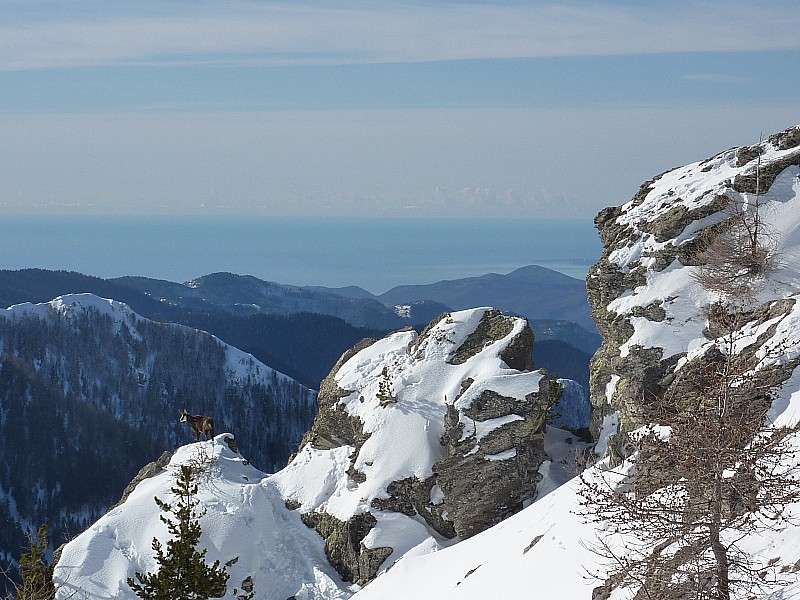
(587, 124, 800, 439)
(273, 307, 557, 583)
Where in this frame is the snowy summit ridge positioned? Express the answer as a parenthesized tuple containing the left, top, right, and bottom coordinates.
(588, 124, 800, 437)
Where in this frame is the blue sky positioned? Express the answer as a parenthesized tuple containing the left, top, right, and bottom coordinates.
(1, 0, 799, 218)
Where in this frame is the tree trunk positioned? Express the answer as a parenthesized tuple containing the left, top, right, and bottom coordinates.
(710, 471, 730, 600)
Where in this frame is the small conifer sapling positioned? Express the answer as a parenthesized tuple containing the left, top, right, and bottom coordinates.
(127, 465, 229, 600)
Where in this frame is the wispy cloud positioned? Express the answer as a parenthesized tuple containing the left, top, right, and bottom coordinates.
(682, 73, 756, 85)
(0, 1, 798, 70)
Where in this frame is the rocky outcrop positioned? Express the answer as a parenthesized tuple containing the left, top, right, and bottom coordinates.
(433, 382, 550, 538)
(274, 307, 556, 584)
(111, 450, 174, 509)
(587, 124, 800, 452)
(298, 511, 392, 586)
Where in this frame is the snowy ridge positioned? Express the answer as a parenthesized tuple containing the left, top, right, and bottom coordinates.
(3, 293, 295, 387)
(601, 136, 800, 361)
(54, 436, 353, 600)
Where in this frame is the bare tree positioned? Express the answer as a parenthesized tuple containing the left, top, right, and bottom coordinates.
(579, 322, 800, 600)
(692, 142, 779, 302)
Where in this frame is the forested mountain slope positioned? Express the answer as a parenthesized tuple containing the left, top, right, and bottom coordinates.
(0, 294, 315, 569)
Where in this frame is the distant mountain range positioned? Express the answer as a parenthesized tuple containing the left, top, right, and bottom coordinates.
(310, 264, 597, 333)
(384, 264, 595, 333)
(0, 266, 599, 389)
(113, 272, 409, 329)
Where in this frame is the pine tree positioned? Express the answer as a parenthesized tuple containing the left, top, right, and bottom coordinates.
(127, 465, 229, 600)
(15, 524, 55, 600)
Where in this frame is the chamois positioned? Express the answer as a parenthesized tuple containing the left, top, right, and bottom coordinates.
(180, 410, 215, 442)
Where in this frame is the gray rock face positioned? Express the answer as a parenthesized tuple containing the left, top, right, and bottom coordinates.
(111, 450, 174, 510)
(282, 307, 555, 583)
(586, 124, 800, 447)
(433, 382, 550, 538)
(299, 511, 392, 586)
(449, 309, 534, 371)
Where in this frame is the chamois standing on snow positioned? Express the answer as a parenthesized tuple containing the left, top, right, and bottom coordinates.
(180, 410, 216, 442)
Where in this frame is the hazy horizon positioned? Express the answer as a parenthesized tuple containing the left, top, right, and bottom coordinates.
(0, 215, 601, 294)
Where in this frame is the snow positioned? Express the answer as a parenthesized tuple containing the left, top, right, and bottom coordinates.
(610, 259, 714, 359)
(55, 306, 556, 599)
(52, 427, 606, 600)
(484, 448, 517, 461)
(47, 131, 800, 600)
(349, 383, 800, 600)
(467, 414, 524, 443)
(594, 411, 619, 457)
(3, 293, 141, 341)
(54, 436, 354, 600)
(349, 462, 607, 600)
(605, 374, 620, 404)
(599, 139, 800, 365)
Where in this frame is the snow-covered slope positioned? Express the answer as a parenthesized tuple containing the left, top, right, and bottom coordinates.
(54, 402, 800, 600)
(53, 436, 353, 600)
(52, 427, 589, 600)
(3, 292, 296, 389)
